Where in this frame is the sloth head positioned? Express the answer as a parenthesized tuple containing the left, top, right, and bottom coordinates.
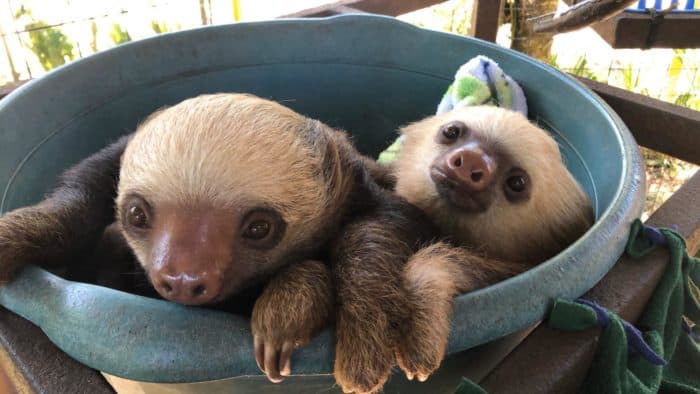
(117, 93, 351, 305)
(394, 106, 594, 264)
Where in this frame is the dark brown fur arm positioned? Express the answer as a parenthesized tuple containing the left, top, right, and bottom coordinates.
(330, 194, 435, 394)
(0, 135, 130, 282)
(251, 259, 334, 382)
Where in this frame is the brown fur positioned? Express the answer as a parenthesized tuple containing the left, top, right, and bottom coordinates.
(0, 135, 128, 283)
(331, 219, 415, 393)
(0, 204, 64, 282)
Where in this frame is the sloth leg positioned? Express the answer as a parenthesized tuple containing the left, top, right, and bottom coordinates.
(396, 242, 529, 381)
(0, 135, 129, 282)
(252, 259, 334, 383)
(331, 217, 416, 394)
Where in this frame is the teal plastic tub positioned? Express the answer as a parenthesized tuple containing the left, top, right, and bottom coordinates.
(0, 14, 644, 393)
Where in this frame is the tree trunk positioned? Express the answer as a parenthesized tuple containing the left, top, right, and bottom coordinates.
(510, 0, 558, 62)
(199, 0, 210, 25)
(0, 25, 20, 81)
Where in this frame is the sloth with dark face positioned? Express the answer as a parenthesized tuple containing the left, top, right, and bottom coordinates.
(114, 94, 345, 306)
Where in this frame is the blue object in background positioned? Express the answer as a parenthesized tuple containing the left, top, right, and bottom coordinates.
(631, 0, 699, 12)
(0, 14, 645, 392)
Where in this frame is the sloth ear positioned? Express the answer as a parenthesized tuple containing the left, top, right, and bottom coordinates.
(302, 119, 361, 200)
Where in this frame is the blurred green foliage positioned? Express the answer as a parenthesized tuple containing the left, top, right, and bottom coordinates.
(15, 7, 74, 71)
(110, 23, 131, 45)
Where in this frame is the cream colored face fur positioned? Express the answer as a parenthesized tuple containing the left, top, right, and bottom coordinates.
(395, 106, 593, 263)
(117, 93, 334, 268)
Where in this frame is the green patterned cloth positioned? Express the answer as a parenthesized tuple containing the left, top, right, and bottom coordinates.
(377, 55, 527, 164)
(543, 221, 699, 393)
(455, 220, 699, 393)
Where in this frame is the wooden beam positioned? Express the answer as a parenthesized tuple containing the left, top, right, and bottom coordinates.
(577, 76, 700, 165)
(532, 0, 636, 34)
(332, 5, 367, 14)
(0, 307, 114, 393)
(480, 171, 700, 393)
(560, 0, 700, 48)
(593, 12, 700, 49)
(283, 0, 444, 18)
(0, 81, 28, 101)
(471, 0, 504, 42)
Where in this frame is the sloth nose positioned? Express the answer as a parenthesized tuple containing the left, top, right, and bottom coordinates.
(155, 271, 222, 305)
(444, 147, 495, 192)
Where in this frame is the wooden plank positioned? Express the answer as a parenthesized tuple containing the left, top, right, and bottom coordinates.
(471, 0, 504, 42)
(283, 0, 444, 18)
(479, 171, 700, 393)
(560, 0, 700, 48)
(593, 12, 700, 49)
(332, 5, 367, 14)
(0, 307, 114, 394)
(577, 76, 700, 165)
(0, 81, 28, 101)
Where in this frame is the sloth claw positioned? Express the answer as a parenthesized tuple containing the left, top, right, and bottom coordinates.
(395, 347, 441, 385)
(254, 334, 304, 383)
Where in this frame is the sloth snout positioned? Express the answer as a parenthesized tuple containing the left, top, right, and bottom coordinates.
(154, 270, 223, 305)
(443, 147, 495, 192)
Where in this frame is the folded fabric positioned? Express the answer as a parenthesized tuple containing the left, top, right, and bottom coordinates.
(378, 55, 528, 164)
(436, 55, 527, 116)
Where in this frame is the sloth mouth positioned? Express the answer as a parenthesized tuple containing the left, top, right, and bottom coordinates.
(429, 167, 492, 213)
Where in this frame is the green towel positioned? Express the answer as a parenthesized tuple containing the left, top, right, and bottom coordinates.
(377, 55, 527, 165)
(548, 220, 699, 393)
(454, 220, 699, 393)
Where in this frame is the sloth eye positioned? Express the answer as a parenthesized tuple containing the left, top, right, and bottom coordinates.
(438, 121, 467, 143)
(503, 169, 531, 202)
(240, 208, 286, 249)
(506, 175, 527, 192)
(244, 220, 271, 240)
(124, 198, 151, 230)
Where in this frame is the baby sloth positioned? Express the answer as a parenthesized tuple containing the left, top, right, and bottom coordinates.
(387, 106, 595, 382)
(394, 106, 594, 264)
(0, 94, 340, 375)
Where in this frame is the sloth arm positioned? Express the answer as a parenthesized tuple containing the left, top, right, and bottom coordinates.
(0, 135, 130, 282)
(251, 259, 334, 382)
(330, 191, 434, 394)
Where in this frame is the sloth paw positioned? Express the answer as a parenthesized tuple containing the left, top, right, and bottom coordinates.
(251, 302, 315, 383)
(334, 334, 393, 393)
(251, 259, 332, 383)
(394, 312, 448, 382)
(395, 339, 444, 383)
(334, 360, 390, 394)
